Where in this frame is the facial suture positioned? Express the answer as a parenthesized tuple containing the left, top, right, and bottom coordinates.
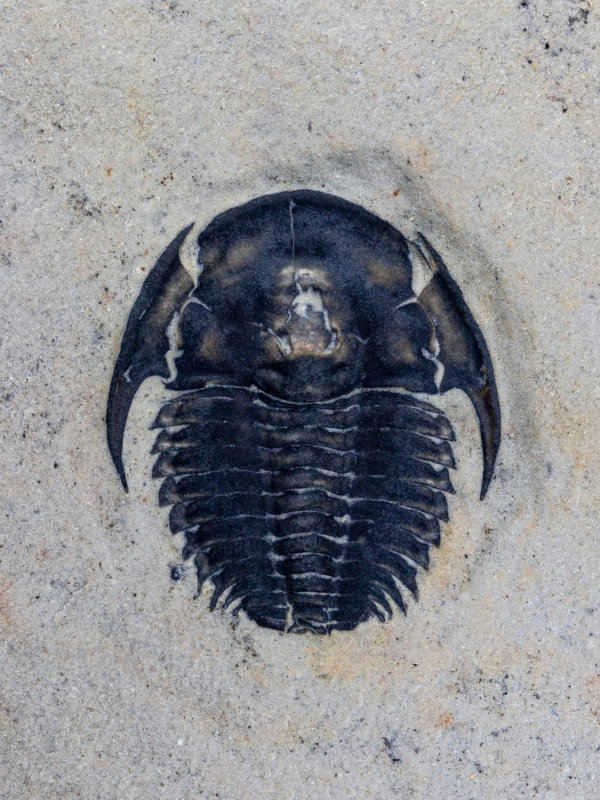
(107, 190, 501, 634)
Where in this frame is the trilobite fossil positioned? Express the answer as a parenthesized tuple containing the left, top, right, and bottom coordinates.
(107, 190, 500, 634)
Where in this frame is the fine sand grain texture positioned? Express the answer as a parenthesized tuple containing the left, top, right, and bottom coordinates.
(1, 2, 598, 798)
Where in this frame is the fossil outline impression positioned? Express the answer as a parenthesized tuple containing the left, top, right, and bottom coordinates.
(107, 190, 500, 634)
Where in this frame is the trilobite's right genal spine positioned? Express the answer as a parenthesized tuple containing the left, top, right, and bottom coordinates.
(151, 386, 455, 634)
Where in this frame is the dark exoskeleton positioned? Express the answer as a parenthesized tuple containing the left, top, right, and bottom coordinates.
(107, 191, 500, 634)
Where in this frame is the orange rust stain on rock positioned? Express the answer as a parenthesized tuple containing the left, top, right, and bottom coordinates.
(584, 674, 600, 721)
(434, 711, 454, 730)
(425, 506, 473, 596)
(559, 289, 582, 312)
(0, 578, 16, 635)
(304, 623, 411, 681)
(398, 137, 432, 175)
(127, 88, 151, 136)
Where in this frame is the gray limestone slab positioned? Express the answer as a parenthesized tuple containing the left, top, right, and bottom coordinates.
(1, 1, 598, 798)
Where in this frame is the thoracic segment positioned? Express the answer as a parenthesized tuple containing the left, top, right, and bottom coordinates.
(152, 386, 455, 634)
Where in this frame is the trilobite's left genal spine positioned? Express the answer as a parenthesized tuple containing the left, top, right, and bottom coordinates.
(107, 190, 500, 634)
(106, 224, 194, 492)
